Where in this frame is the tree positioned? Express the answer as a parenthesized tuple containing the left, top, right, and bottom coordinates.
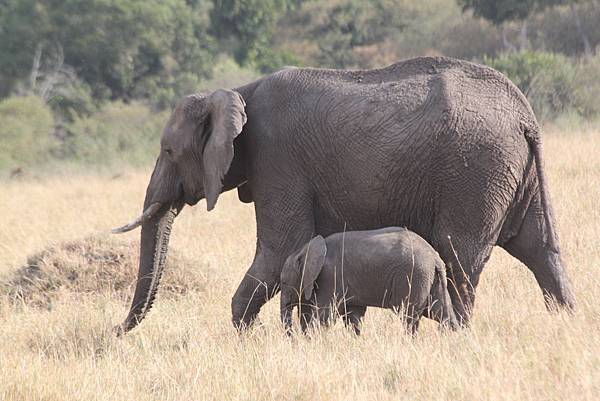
(540, 0, 594, 56)
(458, 0, 538, 24)
(458, 0, 539, 51)
(0, 0, 216, 111)
(459, 0, 598, 54)
(297, 0, 407, 68)
(210, 0, 305, 72)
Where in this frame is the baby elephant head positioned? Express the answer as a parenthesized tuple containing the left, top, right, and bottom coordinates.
(280, 235, 327, 332)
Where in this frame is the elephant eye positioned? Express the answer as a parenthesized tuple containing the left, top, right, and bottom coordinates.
(164, 148, 173, 156)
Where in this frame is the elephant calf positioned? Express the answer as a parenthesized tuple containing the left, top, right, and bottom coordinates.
(280, 227, 459, 334)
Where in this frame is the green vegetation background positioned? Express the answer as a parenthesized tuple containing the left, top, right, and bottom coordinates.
(1, 0, 600, 173)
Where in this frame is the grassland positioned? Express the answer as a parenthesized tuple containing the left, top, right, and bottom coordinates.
(0, 131, 599, 401)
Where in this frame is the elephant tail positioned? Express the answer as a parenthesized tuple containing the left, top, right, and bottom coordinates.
(524, 126, 560, 253)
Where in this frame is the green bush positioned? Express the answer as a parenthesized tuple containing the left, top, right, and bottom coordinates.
(250, 48, 301, 74)
(65, 102, 168, 167)
(484, 51, 577, 121)
(199, 56, 262, 90)
(0, 96, 56, 170)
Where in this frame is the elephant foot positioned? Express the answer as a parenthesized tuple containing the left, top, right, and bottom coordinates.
(232, 309, 260, 331)
(231, 257, 281, 331)
(231, 292, 267, 331)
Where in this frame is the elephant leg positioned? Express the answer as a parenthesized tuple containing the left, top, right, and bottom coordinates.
(299, 302, 316, 333)
(432, 168, 509, 325)
(434, 235, 494, 327)
(232, 189, 316, 329)
(405, 307, 421, 335)
(501, 193, 576, 310)
(231, 248, 281, 329)
(315, 304, 332, 331)
(341, 305, 366, 335)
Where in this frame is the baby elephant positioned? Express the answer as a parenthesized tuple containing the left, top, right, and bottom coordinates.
(280, 227, 459, 334)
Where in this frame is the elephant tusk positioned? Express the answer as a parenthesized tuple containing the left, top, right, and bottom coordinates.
(111, 202, 162, 234)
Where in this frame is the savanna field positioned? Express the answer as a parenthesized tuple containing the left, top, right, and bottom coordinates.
(0, 130, 599, 401)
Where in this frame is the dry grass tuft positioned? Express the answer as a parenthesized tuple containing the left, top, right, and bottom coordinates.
(0, 235, 210, 308)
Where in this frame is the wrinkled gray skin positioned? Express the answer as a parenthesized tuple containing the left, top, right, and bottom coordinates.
(280, 228, 459, 335)
(114, 56, 576, 334)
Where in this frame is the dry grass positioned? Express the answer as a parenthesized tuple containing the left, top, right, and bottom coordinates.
(0, 235, 209, 308)
(0, 131, 599, 401)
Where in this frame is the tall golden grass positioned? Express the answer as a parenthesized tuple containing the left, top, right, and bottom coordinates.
(0, 131, 599, 401)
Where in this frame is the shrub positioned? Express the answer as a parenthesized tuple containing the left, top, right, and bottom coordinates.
(65, 102, 169, 167)
(0, 96, 56, 170)
(199, 56, 262, 91)
(571, 53, 600, 118)
(437, 12, 503, 60)
(251, 48, 301, 74)
(484, 51, 577, 121)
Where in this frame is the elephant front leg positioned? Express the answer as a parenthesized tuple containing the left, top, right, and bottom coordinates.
(231, 248, 281, 329)
(301, 302, 319, 333)
(231, 190, 316, 330)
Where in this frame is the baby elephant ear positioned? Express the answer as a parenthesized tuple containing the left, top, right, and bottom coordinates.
(203, 89, 247, 211)
(302, 235, 327, 300)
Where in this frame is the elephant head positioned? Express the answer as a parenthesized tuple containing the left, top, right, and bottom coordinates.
(279, 236, 327, 332)
(112, 89, 247, 334)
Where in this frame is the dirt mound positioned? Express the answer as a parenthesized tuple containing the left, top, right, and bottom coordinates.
(0, 235, 208, 308)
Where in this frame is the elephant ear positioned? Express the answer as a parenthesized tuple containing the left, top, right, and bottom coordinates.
(203, 89, 247, 211)
(300, 236, 327, 300)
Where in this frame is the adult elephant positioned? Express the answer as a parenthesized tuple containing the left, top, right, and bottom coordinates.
(113, 56, 575, 333)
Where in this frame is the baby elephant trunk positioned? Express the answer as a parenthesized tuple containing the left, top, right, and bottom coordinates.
(431, 260, 460, 330)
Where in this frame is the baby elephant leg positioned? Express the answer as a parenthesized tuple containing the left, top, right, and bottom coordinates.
(428, 260, 459, 330)
(316, 304, 333, 329)
(301, 303, 333, 333)
(342, 305, 367, 335)
(389, 303, 421, 335)
(299, 303, 316, 333)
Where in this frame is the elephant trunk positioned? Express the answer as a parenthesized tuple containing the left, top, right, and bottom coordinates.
(117, 201, 182, 334)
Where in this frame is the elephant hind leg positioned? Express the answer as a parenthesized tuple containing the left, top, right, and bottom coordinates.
(428, 222, 496, 327)
(436, 241, 491, 327)
(405, 305, 423, 335)
(500, 192, 576, 310)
